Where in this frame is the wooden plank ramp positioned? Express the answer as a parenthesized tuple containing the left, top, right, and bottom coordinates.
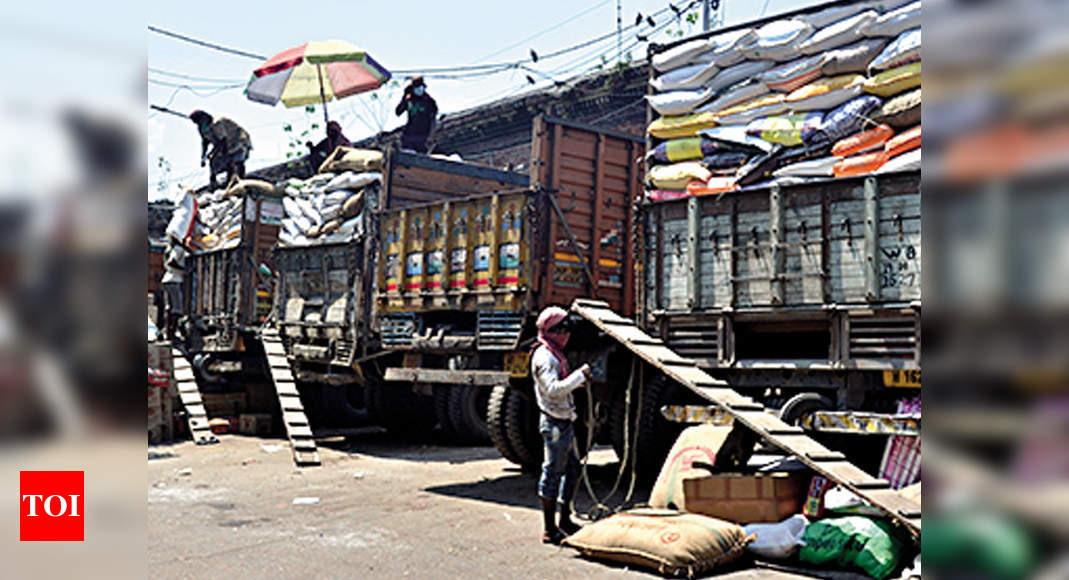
(260, 329, 320, 467)
(570, 298, 921, 538)
(169, 348, 219, 446)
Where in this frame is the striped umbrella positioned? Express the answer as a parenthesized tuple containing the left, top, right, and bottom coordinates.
(246, 40, 390, 126)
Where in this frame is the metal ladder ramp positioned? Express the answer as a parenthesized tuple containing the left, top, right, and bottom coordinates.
(260, 329, 320, 467)
(570, 299, 922, 538)
(170, 348, 219, 446)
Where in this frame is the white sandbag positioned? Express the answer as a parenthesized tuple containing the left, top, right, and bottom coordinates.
(293, 196, 322, 225)
(695, 82, 770, 115)
(876, 148, 921, 172)
(646, 89, 714, 116)
(868, 28, 920, 72)
(822, 38, 890, 75)
(652, 37, 714, 72)
(744, 515, 809, 560)
(707, 28, 758, 67)
(335, 214, 362, 237)
(788, 84, 864, 112)
(799, 11, 878, 55)
(325, 171, 382, 192)
(305, 172, 336, 188)
(773, 155, 839, 177)
(165, 190, 197, 245)
(324, 189, 353, 206)
(757, 54, 826, 93)
(706, 60, 775, 94)
(744, 19, 814, 61)
(800, 2, 871, 29)
(698, 126, 775, 154)
(715, 95, 788, 125)
(650, 62, 719, 92)
(865, 1, 921, 38)
(282, 196, 303, 220)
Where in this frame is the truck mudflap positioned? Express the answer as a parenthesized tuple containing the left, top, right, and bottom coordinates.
(570, 298, 921, 538)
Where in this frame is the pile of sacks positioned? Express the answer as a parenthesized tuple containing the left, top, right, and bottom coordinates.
(278, 170, 376, 247)
(645, 0, 921, 201)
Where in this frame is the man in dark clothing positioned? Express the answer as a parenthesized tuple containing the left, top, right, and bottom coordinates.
(306, 120, 353, 168)
(394, 76, 437, 153)
(190, 110, 252, 188)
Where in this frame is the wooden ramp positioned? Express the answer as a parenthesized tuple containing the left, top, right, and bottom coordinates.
(170, 348, 219, 446)
(570, 298, 921, 538)
(260, 329, 320, 467)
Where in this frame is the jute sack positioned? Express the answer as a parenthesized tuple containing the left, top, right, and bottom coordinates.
(225, 179, 276, 199)
(563, 508, 753, 578)
(649, 424, 733, 510)
(318, 147, 384, 174)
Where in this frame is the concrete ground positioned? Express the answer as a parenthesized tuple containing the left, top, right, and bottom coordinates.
(148, 430, 851, 579)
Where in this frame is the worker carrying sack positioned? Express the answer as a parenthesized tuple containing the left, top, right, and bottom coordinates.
(563, 508, 754, 578)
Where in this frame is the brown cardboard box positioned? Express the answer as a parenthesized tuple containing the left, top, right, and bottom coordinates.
(682, 471, 810, 524)
(239, 413, 273, 436)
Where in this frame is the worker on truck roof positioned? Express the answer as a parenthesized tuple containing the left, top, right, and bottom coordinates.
(531, 306, 592, 545)
(394, 76, 437, 153)
(190, 110, 252, 189)
(306, 120, 352, 168)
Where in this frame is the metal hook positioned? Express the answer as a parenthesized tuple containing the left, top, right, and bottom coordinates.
(799, 221, 807, 241)
(670, 233, 682, 256)
(840, 217, 852, 246)
(893, 214, 904, 241)
(709, 229, 719, 254)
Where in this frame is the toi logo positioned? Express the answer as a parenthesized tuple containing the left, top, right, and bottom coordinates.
(19, 471, 84, 541)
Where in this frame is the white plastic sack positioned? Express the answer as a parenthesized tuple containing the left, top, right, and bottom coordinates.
(868, 28, 921, 72)
(757, 54, 826, 93)
(335, 214, 362, 237)
(822, 38, 889, 75)
(706, 60, 774, 94)
(744, 515, 809, 560)
(324, 189, 351, 206)
(294, 197, 321, 226)
(652, 37, 715, 72)
(707, 28, 758, 67)
(799, 11, 878, 55)
(744, 19, 815, 61)
(715, 96, 788, 125)
(165, 191, 197, 245)
(877, 148, 921, 173)
(696, 82, 770, 115)
(325, 171, 381, 192)
(650, 62, 719, 92)
(865, 1, 921, 38)
(646, 89, 713, 116)
(773, 155, 839, 177)
(800, 2, 870, 29)
(787, 83, 864, 112)
(698, 126, 775, 153)
(306, 172, 336, 188)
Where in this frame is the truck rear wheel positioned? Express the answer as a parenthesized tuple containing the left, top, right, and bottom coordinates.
(369, 381, 436, 438)
(635, 374, 697, 481)
(504, 389, 542, 470)
(433, 386, 459, 440)
(447, 385, 490, 444)
(779, 392, 834, 426)
(487, 384, 522, 465)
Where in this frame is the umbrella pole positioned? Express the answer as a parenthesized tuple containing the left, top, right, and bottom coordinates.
(316, 63, 330, 140)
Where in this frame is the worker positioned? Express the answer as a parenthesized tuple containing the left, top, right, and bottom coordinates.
(190, 110, 252, 188)
(531, 306, 592, 545)
(306, 120, 352, 168)
(394, 76, 437, 153)
(160, 245, 187, 341)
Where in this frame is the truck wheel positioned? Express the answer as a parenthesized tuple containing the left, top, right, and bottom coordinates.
(608, 388, 632, 465)
(778, 393, 834, 427)
(433, 386, 459, 441)
(320, 384, 371, 428)
(370, 381, 436, 438)
(504, 389, 543, 470)
(447, 385, 490, 444)
(487, 385, 522, 465)
(635, 374, 694, 482)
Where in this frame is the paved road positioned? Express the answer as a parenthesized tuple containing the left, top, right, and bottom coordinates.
(148, 430, 831, 579)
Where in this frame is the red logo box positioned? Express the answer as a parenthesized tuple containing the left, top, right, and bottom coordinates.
(19, 471, 84, 541)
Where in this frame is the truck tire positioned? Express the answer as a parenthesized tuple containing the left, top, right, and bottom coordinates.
(320, 384, 371, 428)
(779, 392, 834, 427)
(370, 381, 436, 438)
(608, 388, 631, 465)
(433, 386, 459, 441)
(447, 385, 490, 444)
(487, 385, 523, 465)
(504, 389, 543, 470)
(635, 374, 695, 481)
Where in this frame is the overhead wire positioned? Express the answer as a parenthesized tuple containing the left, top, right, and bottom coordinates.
(474, 0, 613, 63)
(147, 25, 267, 60)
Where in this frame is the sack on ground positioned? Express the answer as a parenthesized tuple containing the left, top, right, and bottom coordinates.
(799, 516, 905, 580)
(744, 514, 809, 560)
(563, 508, 753, 578)
(649, 424, 733, 510)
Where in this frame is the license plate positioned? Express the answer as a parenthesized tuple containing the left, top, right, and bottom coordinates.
(883, 369, 921, 388)
(504, 352, 530, 378)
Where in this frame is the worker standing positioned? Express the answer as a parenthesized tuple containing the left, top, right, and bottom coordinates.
(190, 110, 252, 188)
(394, 76, 438, 153)
(531, 306, 592, 544)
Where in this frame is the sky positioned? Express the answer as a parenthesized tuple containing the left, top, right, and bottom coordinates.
(147, 0, 815, 200)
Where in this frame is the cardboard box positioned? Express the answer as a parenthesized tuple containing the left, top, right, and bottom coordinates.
(239, 413, 273, 436)
(682, 471, 810, 524)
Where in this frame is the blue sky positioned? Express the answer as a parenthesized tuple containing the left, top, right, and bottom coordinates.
(148, 0, 815, 199)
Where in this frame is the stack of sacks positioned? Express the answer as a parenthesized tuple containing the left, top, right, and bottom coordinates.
(185, 178, 275, 252)
(645, 0, 920, 199)
(278, 170, 378, 247)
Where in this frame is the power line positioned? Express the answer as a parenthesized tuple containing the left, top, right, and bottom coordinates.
(475, 0, 613, 63)
(148, 66, 245, 84)
(147, 25, 267, 60)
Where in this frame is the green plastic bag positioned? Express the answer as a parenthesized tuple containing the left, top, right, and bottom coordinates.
(799, 516, 904, 580)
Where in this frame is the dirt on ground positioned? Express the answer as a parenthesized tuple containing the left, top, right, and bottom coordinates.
(148, 430, 845, 579)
